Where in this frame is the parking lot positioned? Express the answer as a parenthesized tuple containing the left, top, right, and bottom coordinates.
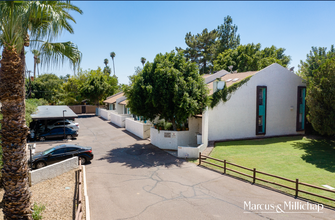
(33, 115, 335, 220)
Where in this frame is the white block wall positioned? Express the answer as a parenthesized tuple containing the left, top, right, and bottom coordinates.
(125, 118, 152, 139)
(29, 157, 78, 185)
(150, 128, 190, 150)
(110, 111, 131, 128)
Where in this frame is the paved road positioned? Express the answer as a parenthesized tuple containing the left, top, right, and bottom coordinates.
(34, 115, 335, 220)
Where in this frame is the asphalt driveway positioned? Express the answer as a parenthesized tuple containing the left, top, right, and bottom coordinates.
(35, 115, 335, 220)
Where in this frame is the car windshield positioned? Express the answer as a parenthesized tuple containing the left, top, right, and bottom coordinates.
(43, 147, 55, 155)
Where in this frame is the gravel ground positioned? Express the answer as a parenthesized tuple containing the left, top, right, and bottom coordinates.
(0, 168, 86, 220)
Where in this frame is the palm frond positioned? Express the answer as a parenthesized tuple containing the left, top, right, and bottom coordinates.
(39, 41, 82, 71)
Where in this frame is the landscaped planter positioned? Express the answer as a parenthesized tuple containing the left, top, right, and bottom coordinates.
(125, 118, 152, 139)
(150, 127, 190, 150)
(110, 111, 131, 128)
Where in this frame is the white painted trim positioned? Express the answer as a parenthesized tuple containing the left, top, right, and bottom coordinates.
(83, 165, 90, 220)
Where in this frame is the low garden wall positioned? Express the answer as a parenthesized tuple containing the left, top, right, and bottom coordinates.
(110, 111, 132, 128)
(177, 144, 206, 159)
(150, 127, 190, 150)
(125, 118, 152, 139)
(29, 157, 78, 186)
(99, 109, 115, 121)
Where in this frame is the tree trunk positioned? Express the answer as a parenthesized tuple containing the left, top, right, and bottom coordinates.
(0, 46, 32, 219)
(33, 56, 36, 79)
(112, 58, 115, 76)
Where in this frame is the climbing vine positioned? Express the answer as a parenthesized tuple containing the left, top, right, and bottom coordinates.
(210, 75, 252, 108)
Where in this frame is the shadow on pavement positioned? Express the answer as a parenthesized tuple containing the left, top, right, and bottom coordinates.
(121, 129, 142, 141)
(107, 122, 122, 129)
(99, 143, 185, 168)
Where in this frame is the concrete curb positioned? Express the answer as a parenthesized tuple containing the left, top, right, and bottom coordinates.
(83, 165, 90, 220)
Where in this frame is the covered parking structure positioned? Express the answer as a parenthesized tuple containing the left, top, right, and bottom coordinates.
(30, 105, 78, 140)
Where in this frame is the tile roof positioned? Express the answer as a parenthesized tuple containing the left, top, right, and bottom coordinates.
(103, 92, 124, 104)
(207, 71, 257, 95)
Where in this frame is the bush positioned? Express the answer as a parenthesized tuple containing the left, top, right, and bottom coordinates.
(25, 98, 48, 127)
(32, 203, 46, 220)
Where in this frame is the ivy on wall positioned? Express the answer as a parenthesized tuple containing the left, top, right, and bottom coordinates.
(210, 75, 252, 108)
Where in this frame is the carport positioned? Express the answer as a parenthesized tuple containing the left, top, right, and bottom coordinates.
(30, 105, 78, 139)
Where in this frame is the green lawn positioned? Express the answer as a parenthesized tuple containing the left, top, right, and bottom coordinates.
(203, 136, 335, 207)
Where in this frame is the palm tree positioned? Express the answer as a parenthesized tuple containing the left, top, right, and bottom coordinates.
(110, 51, 116, 76)
(36, 57, 40, 77)
(141, 57, 146, 67)
(104, 58, 109, 67)
(32, 49, 40, 78)
(0, 1, 82, 218)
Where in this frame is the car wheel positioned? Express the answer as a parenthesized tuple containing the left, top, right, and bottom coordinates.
(40, 137, 45, 141)
(67, 135, 72, 140)
(79, 157, 86, 165)
(36, 161, 46, 169)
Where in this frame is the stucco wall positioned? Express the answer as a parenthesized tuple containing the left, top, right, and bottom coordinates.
(29, 157, 78, 186)
(99, 109, 114, 121)
(110, 111, 131, 127)
(188, 117, 202, 146)
(150, 128, 190, 150)
(125, 118, 152, 139)
(208, 64, 305, 141)
(202, 107, 209, 148)
(177, 143, 207, 159)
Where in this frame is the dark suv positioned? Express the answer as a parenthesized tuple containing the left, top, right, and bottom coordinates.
(38, 127, 78, 141)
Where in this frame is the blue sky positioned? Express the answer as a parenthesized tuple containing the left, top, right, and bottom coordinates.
(25, 1, 335, 85)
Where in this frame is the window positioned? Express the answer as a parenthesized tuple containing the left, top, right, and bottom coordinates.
(256, 86, 267, 135)
(51, 148, 65, 155)
(296, 86, 306, 131)
(65, 147, 78, 153)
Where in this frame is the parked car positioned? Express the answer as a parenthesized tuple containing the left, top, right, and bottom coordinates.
(37, 127, 78, 141)
(29, 144, 93, 169)
(39, 119, 79, 132)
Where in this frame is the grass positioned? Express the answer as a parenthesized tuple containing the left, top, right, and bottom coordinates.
(201, 136, 335, 207)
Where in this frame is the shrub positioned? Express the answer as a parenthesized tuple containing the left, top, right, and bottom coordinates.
(32, 203, 46, 220)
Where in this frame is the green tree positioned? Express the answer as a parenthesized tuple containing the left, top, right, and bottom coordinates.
(104, 58, 109, 67)
(213, 43, 291, 72)
(30, 74, 64, 104)
(32, 49, 40, 78)
(184, 28, 218, 74)
(0, 2, 82, 218)
(79, 67, 116, 106)
(216, 15, 240, 57)
(297, 45, 335, 79)
(124, 51, 209, 130)
(110, 51, 116, 76)
(61, 69, 88, 105)
(141, 57, 146, 67)
(306, 57, 335, 136)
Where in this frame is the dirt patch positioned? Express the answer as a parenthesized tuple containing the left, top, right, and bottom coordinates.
(0, 168, 85, 220)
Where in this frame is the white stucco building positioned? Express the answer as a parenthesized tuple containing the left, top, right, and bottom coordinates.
(206, 63, 306, 142)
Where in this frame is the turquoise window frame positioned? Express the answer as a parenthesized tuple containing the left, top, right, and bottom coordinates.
(296, 86, 306, 131)
(256, 86, 267, 135)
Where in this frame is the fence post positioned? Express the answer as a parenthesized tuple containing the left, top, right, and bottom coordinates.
(295, 179, 299, 198)
(199, 152, 201, 165)
(223, 160, 226, 174)
(253, 168, 256, 184)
